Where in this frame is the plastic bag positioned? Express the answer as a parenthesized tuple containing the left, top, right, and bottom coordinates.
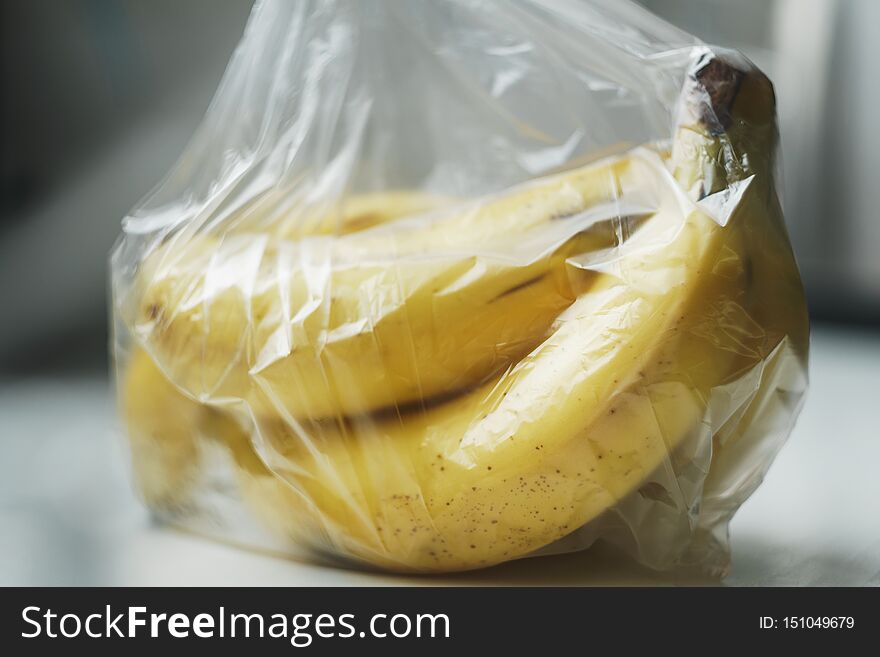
(110, 0, 808, 575)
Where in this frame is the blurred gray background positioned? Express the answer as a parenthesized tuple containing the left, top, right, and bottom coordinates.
(1, 0, 878, 585)
(1, 0, 878, 373)
(1, 0, 254, 373)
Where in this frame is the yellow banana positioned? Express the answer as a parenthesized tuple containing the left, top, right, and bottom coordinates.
(120, 193, 443, 507)
(120, 55, 807, 573)
(121, 348, 211, 510)
(226, 189, 452, 238)
(225, 57, 805, 571)
(120, 347, 311, 540)
(132, 158, 632, 418)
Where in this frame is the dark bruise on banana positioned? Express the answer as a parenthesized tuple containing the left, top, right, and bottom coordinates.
(121, 52, 808, 572)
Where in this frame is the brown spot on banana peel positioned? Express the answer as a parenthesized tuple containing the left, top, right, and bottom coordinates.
(340, 212, 381, 233)
(685, 52, 775, 199)
(690, 55, 744, 136)
(743, 253, 754, 291)
(638, 481, 679, 509)
(491, 275, 546, 301)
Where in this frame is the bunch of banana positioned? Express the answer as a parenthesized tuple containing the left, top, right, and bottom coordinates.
(120, 53, 807, 572)
(120, 192, 450, 510)
(130, 153, 635, 418)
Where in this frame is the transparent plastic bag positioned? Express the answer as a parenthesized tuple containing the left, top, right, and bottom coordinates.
(110, 0, 808, 575)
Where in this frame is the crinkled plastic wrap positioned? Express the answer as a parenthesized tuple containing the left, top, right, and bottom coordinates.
(110, 0, 808, 575)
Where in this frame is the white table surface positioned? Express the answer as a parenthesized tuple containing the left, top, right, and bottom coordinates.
(2, 323, 878, 586)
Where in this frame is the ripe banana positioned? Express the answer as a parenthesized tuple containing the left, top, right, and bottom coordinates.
(223, 56, 805, 571)
(121, 347, 213, 510)
(120, 54, 807, 573)
(228, 189, 452, 239)
(120, 192, 443, 508)
(132, 157, 633, 418)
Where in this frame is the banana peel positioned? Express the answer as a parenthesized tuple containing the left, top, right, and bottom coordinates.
(132, 158, 631, 418)
(231, 158, 778, 571)
(119, 54, 808, 572)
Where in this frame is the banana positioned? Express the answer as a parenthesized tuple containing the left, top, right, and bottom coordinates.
(119, 193, 444, 507)
(227, 189, 452, 238)
(120, 347, 210, 510)
(224, 56, 805, 571)
(121, 346, 316, 541)
(120, 54, 807, 573)
(132, 158, 634, 418)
